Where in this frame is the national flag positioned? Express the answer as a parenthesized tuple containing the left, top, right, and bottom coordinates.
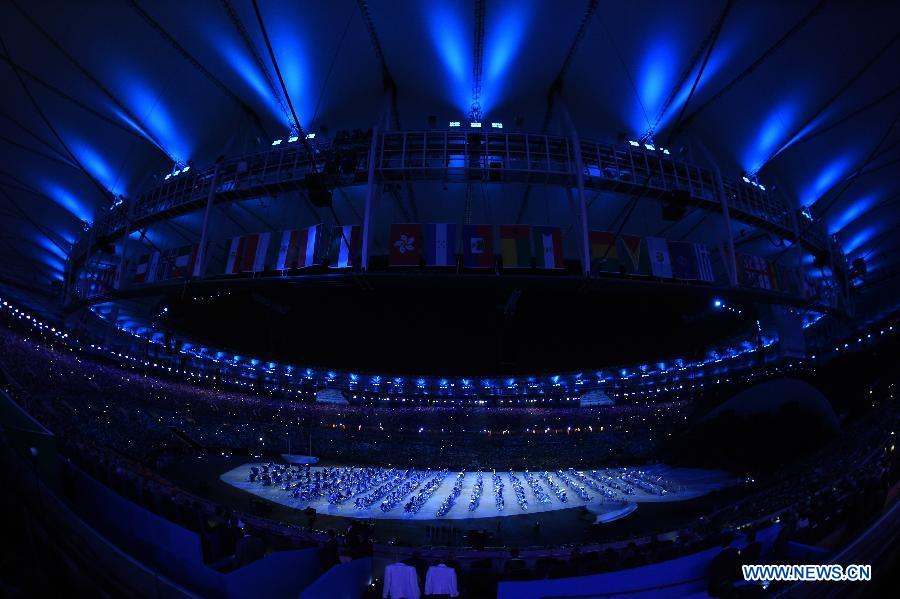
(645, 237, 672, 278)
(668, 241, 698, 280)
(694, 243, 715, 282)
(145, 251, 161, 283)
(499, 225, 532, 268)
(462, 224, 494, 268)
(133, 254, 150, 283)
(170, 244, 198, 279)
(225, 233, 271, 274)
(423, 223, 457, 266)
(113, 262, 124, 289)
(775, 264, 802, 296)
(738, 254, 774, 290)
(276, 225, 321, 270)
(192, 242, 210, 278)
(589, 231, 620, 273)
(388, 223, 424, 267)
(329, 225, 361, 268)
(532, 226, 564, 269)
(617, 234, 646, 275)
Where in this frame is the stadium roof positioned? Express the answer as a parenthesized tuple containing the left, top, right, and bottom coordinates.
(0, 0, 898, 308)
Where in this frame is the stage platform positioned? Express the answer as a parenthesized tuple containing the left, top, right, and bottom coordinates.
(221, 463, 733, 522)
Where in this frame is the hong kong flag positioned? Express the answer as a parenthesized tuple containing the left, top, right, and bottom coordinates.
(388, 223, 424, 266)
(463, 224, 494, 268)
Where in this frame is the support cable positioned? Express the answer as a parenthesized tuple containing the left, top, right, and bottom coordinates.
(469, 0, 486, 121)
(759, 30, 900, 169)
(0, 36, 114, 205)
(651, 0, 735, 141)
(670, 0, 830, 140)
(128, 0, 270, 139)
(9, 0, 171, 158)
(219, 0, 293, 133)
(518, 0, 600, 223)
(663, 0, 735, 145)
(0, 54, 148, 139)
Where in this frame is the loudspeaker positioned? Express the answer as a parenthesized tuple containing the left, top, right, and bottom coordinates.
(306, 173, 333, 207)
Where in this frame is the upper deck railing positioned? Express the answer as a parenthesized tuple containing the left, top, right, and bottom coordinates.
(71, 130, 828, 263)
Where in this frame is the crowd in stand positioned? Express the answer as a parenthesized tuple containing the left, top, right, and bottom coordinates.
(0, 318, 898, 593)
(0, 326, 686, 469)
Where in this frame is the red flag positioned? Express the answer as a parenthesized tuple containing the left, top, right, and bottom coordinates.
(388, 223, 424, 266)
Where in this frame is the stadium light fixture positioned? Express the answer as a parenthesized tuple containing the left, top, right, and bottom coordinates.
(713, 298, 723, 308)
(470, 122, 482, 128)
(661, 148, 671, 155)
(272, 139, 283, 146)
(628, 140, 640, 146)
(644, 143, 655, 151)
(287, 136, 299, 143)
(742, 176, 751, 183)
(305, 133, 316, 140)
(491, 122, 503, 129)
(164, 173, 172, 180)
(449, 121, 461, 128)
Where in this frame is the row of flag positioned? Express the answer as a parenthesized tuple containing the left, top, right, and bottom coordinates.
(738, 253, 818, 298)
(388, 224, 566, 269)
(587, 232, 715, 282)
(119, 223, 817, 302)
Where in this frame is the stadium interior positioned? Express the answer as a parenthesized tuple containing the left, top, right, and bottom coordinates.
(0, 1, 899, 598)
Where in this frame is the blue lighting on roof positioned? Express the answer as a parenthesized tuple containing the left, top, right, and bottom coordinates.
(268, 18, 309, 129)
(216, 38, 285, 123)
(830, 194, 877, 234)
(41, 182, 93, 222)
(67, 140, 127, 196)
(428, 1, 471, 113)
(801, 153, 854, 207)
(481, 1, 531, 113)
(843, 226, 879, 255)
(35, 236, 69, 262)
(742, 99, 798, 174)
(634, 37, 678, 133)
(118, 76, 191, 164)
(655, 40, 732, 133)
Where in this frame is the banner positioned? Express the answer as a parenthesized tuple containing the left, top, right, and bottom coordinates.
(423, 223, 457, 266)
(276, 225, 322, 270)
(462, 224, 494, 268)
(668, 240, 698, 280)
(738, 254, 776, 290)
(388, 223, 424, 266)
(589, 231, 620, 273)
(225, 233, 271, 274)
(499, 225, 532, 268)
(532, 226, 564, 269)
(694, 243, 715, 283)
(645, 237, 672, 278)
(159, 244, 200, 280)
(618, 234, 648, 275)
(329, 225, 361, 268)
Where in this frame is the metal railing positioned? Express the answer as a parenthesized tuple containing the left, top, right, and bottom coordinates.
(72, 130, 827, 263)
